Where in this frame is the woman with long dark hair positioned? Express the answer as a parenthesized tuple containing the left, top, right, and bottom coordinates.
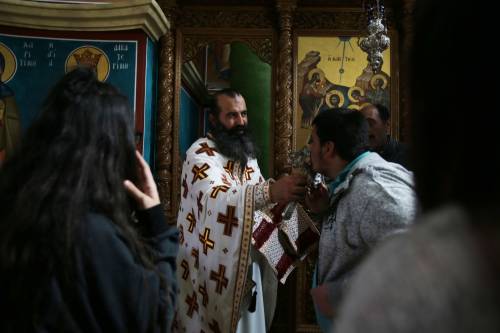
(0, 67, 178, 332)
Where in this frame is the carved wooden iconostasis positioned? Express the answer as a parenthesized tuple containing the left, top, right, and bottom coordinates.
(155, 0, 415, 332)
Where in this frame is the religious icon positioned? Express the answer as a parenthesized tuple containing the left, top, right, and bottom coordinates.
(366, 73, 390, 108)
(205, 41, 231, 91)
(0, 42, 21, 165)
(325, 89, 344, 108)
(65, 45, 110, 82)
(295, 36, 392, 150)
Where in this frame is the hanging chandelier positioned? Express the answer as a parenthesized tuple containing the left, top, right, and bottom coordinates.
(358, 0, 390, 73)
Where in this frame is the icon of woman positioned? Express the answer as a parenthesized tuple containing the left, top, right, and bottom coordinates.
(0, 47, 21, 165)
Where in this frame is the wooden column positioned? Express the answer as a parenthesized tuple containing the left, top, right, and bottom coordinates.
(157, 0, 176, 220)
(274, 0, 296, 176)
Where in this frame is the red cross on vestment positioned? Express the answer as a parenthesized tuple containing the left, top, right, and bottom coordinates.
(208, 319, 222, 333)
(185, 291, 199, 318)
(182, 175, 189, 198)
(197, 191, 204, 218)
(217, 205, 239, 236)
(186, 211, 196, 233)
(223, 160, 235, 177)
(181, 259, 189, 280)
(210, 185, 230, 199)
(191, 247, 199, 269)
(198, 281, 209, 307)
(179, 225, 184, 245)
(191, 163, 210, 184)
(199, 228, 215, 254)
(244, 166, 255, 180)
(210, 264, 229, 294)
(195, 142, 217, 156)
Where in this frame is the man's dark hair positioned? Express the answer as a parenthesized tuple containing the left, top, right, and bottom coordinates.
(411, 0, 496, 214)
(208, 88, 243, 116)
(374, 103, 390, 123)
(312, 108, 369, 162)
(0, 67, 161, 330)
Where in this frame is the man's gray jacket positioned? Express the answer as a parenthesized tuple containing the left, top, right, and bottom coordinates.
(317, 152, 417, 309)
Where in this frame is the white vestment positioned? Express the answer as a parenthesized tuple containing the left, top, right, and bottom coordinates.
(173, 136, 319, 333)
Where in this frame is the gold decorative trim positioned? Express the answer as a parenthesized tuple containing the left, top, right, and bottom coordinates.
(294, 9, 364, 30)
(176, 7, 274, 29)
(183, 36, 272, 65)
(0, 0, 169, 41)
(274, 3, 295, 176)
(231, 185, 255, 332)
(156, 4, 175, 220)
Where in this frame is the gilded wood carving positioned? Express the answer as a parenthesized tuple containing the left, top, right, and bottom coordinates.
(157, 1, 176, 220)
(183, 36, 272, 65)
(175, 7, 274, 29)
(274, 2, 295, 176)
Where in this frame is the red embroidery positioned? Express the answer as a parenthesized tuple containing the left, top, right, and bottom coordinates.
(198, 282, 209, 307)
(243, 166, 254, 180)
(210, 264, 229, 294)
(223, 160, 235, 178)
(197, 191, 204, 218)
(191, 247, 199, 269)
(181, 260, 189, 280)
(208, 319, 221, 333)
(195, 142, 217, 156)
(186, 211, 197, 233)
(199, 228, 215, 255)
(192, 163, 210, 184)
(185, 291, 199, 318)
(182, 175, 189, 198)
(216, 205, 239, 236)
(210, 185, 229, 199)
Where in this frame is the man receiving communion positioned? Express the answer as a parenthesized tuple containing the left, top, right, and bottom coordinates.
(174, 89, 313, 333)
(305, 108, 416, 332)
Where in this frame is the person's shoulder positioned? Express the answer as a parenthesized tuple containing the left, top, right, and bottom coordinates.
(348, 157, 416, 213)
(352, 154, 413, 189)
(81, 212, 115, 232)
(186, 136, 223, 157)
(382, 138, 409, 166)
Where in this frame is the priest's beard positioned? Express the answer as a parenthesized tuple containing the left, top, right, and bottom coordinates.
(211, 122, 257, 167)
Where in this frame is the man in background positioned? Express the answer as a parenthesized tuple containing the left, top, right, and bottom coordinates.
(360, 103, 409, 169)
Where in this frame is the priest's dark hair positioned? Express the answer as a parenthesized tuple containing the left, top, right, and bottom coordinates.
(208, 88, 243, 117)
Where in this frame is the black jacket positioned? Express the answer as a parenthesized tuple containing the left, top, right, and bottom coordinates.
(38, 205, 179, 333)
(379, 137, 410, 170)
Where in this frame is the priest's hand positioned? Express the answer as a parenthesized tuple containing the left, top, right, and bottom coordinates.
(270, 174, 307, 204)
(124, 150, 161, 209)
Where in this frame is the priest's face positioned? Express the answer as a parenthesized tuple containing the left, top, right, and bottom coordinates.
(211, 94, 256, 166)
(215, 94, 248, 131)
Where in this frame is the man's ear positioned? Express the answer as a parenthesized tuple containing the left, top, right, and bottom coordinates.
(209, 113, 216, 127)
(322, 141, 335, 158)
(384, 120, 391, 134)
